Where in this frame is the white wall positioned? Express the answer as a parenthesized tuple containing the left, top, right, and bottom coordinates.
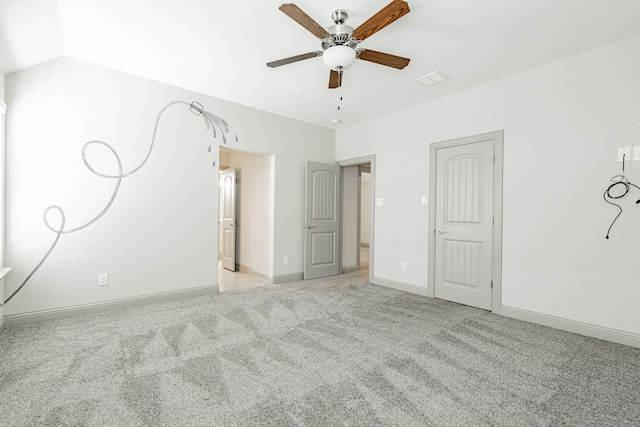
(225, 150, 273, 278)
(0, 66, 5, 98)
(336, 35, 640, 336)
(4, 57, 334, 316)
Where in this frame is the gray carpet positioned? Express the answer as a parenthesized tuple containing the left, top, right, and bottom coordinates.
(1, 270, 639, 426)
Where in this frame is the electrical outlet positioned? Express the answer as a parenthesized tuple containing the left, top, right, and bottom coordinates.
(400, 262, 407, 272)
(283, 256, 289, 265)
(98, 273, 109, 286)
(618, 147, 631, 162)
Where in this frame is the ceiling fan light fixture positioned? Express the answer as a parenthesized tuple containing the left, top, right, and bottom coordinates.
(323, 45, 356, 71)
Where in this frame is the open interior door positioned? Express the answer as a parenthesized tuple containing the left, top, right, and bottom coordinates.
(220, 167, 236, 271)
(304, 161, 341, 279)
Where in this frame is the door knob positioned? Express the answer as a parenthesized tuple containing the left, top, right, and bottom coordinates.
(304, 225, 316, 229)
(436, 228, 446, 234)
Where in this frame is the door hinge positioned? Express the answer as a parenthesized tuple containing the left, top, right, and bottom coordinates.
(491, 280, 494, 289)
(492, 217, 495, 226)
(493, 154, 496, 163)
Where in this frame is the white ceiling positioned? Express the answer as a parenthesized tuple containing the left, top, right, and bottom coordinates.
(1, 0, 640, 129)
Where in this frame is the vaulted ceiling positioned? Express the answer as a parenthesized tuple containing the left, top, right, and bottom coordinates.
(1, 0, 640, 128)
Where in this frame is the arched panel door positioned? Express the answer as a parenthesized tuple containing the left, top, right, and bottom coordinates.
(304, 161, 341, 279)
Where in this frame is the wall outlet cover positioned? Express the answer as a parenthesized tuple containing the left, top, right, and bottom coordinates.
(634, 146, 640, 161)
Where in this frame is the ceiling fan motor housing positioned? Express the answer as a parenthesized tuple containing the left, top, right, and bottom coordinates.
(324, 9, 357, 49)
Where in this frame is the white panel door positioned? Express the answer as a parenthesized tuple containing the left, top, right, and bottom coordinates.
(304, 161, 341, 280)
(220, 167, 236, 271)
(435, 140, 494, 310)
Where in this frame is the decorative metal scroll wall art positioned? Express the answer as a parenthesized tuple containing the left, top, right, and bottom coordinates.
(1, 101, 237, 306)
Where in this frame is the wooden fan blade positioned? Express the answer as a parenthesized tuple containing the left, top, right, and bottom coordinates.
(267, 51, 322, 68)
(279, 4, 331, 39)
(352, 0, 410, 42)
(357, 49, 410, 69)
(329, 70, 342, 89)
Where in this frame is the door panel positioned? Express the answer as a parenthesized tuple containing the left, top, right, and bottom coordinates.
(435, 140, 493, 310)
(305, 161, 340, 279)
(220, 167, 236, 271)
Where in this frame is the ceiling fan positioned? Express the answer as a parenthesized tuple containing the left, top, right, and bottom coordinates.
(266, 0, 411, 89)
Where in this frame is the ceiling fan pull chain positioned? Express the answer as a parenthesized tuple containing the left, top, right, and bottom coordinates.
(338, 70, 344, 111)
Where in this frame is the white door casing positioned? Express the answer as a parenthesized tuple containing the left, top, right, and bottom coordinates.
(304, 161, 341, 280)
(220, 167, 236, 271)
(429, 131, 503, 312)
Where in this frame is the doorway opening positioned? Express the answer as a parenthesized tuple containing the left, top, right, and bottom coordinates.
(218, 147, 274, 292)
(338, 155, 375, 283)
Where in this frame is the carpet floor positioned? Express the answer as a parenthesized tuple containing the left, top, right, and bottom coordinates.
(1, 270, 639, 426)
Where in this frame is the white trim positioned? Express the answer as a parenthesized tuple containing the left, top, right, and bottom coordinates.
(4, 285, 217, 328)
(237, 264, 270, 281)
(501, 305, 640, 349)
(372, 275, 640, 348)
(0, 267, 11, 280)
(0, 98, 6, 114)
(371, 276, 430, 297)
(0, 315, 5, 334)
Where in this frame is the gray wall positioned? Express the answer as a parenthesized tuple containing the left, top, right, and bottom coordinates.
(360, 172, 371, 245)
(341, 165, 359, 269)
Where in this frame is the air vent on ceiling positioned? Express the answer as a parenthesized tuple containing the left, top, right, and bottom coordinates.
(415, 71, 448, 87)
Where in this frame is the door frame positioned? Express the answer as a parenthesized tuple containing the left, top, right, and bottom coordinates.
(337, 155, 376, 284)
(427, 131, 504, 313)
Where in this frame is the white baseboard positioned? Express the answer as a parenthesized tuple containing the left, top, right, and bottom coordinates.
(371, 276, 640, 349)
(0, 315, 5, 334)
(500, 305, 640, 349)
(371, 276, 430, 297)
(237, 264, 270, 281)
(272, 272, 304, 284)
(4, 285, 218, 328)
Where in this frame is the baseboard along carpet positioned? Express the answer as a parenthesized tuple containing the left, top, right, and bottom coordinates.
(1, 269, 639, 426)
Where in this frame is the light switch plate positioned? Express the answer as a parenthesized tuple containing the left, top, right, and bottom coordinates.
(376, 198, 383, 207)
(618, 147, 631, 162)
(635, 146, 640, 161)
(421, 196, 427, 205)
